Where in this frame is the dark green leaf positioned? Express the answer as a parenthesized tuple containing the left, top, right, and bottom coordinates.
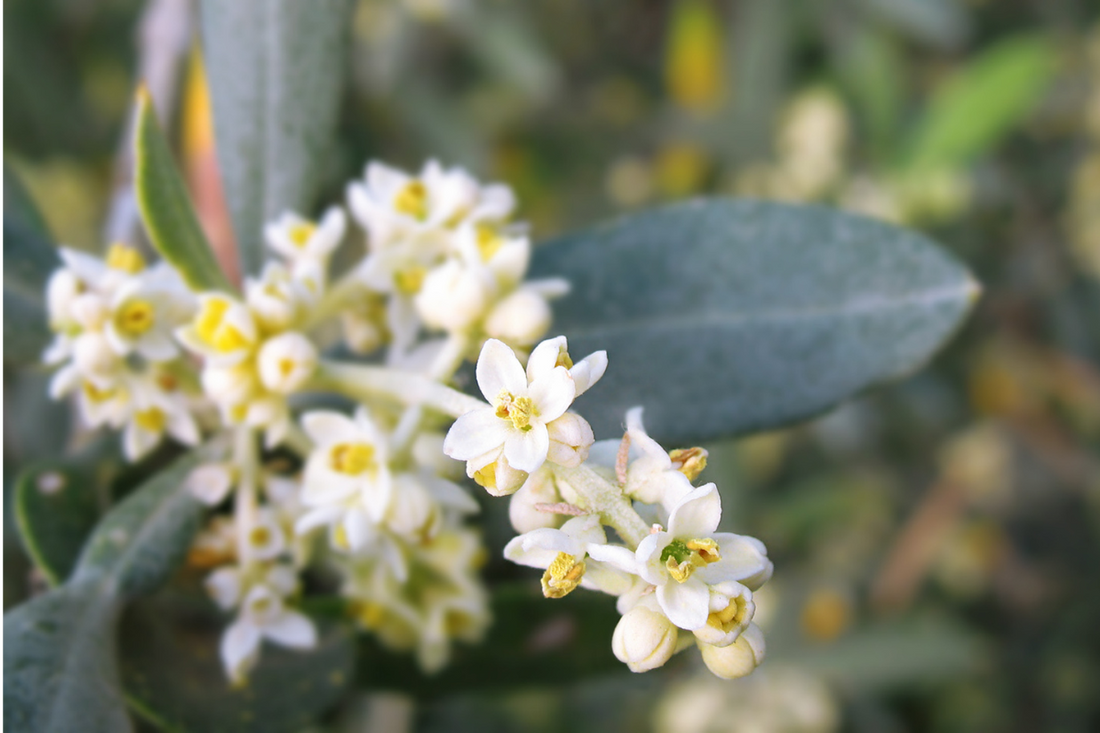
(530, 199, 978, 443)
(4, 445, 216, 732)
(120, 599, 354, 733)
(134, 89, 232, 292)
(200, 0, 353, 276)
(903, 35, 1056, 171)
(14, 438, 120, 586)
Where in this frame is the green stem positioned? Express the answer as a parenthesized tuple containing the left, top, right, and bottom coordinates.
(550, 463, 650, 549)
(312, 359, 484, 418)
(233, 426, 259, 566)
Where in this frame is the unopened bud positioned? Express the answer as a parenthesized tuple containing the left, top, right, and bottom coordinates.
(612, 605, 679, 673)
(546, 412, 595, 467)
(698, 623, 765, 679)
(483, 289, 551, 347)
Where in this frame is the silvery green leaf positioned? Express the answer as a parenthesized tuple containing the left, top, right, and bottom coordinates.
(530, 199, 978, 443)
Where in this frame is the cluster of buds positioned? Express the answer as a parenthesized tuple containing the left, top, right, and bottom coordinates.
(446, 344, 773, 679)
(42, 158, 772, 684)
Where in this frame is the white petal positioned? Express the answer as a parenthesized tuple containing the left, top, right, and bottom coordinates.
(625, 407, 669, 464)
(475, 338, 527, 402)
(205, 567, 242, 610)
(503, 424, 549, 473)
(559, 514, 607, 546)
(527, 367, 575, 423)
(220, 618, 262, 682)
(570, 351, 608, 396)
(262, 610, 317, 649)
(300, 411, 358, 446)
(656, 575, 710, 630)
(294, 505, 344, 536)
(667, 484, 721, 538)
(697, 533, 773, 588)
(504, 527, 581, 569)
(443, 407, 509, 461)
(525, 336, 567, 383)
(187, 464, 234, 506)
(585, 543, 641, 576)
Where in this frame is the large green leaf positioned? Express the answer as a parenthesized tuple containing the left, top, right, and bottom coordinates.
(134, 89, 232, 293)
(530, 199, 978, 443)
(3, 166, 58, 365)
(4, 446, 212, 732)
(903, 35, 1056, 171)
(200, 0, 353, 277)
(13, 437, 121, 586)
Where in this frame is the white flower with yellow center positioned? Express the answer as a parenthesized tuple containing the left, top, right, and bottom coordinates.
(413, 256, 496, 333)
(122, 379, 200, 461)
(186, 462, 236, 506)
(206, 563, 316, 684)
(105, 263, 194, 361)
(587, 484, 772, 631)
(504, 514, 634, 599)
(264, 207, 346, 267)
(295, 409, 394, 552)
(257, 332, 318, 394)
(58, 243, 145, 297)
(619, 407, 701, 511)
(384, 470, 479, 542)
(453, 222, 530, 291)
(176, 294, 258, 366)
(443, 338, 578, 485)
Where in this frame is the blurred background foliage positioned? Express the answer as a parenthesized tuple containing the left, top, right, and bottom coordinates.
(5, 0, 1100, 731)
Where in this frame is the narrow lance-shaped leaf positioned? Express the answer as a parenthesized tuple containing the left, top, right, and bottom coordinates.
(530, 199, 979, 444)
(4, 444, 216, 733)
(134, 88, 232, 292)
(200, 0, 353, 276)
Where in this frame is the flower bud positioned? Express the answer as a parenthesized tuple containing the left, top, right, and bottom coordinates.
(483, 289, 551, 347)
(47, 269, 83, 331)
(73, 331, 119, 377)
(693, 582, 755, 648)
(414, 259, 493, 333)
(258, 332, 318, 394)
(698, 623, 766, 679)
(245, 264, 309, 333)
(612, 605, 679, 673)
(545, 412, 595, 468)
(508, 468, 565, 534)
(186, 463, 236, 506)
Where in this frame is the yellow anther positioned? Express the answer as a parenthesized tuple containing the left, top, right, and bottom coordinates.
(134, 407, 166, 433)
(475, 223, 505, 261)
(394, 266, 427, 294)
(229, 404, 248, 423)
(106, 243, 145, 273)
(394, 180, 429, 221)
(666, 555, 696, 582)
(278, 358, 296, 378)
(288, 222, 316, 248)
(356, 601, 386, 629)
(541, 552, 586, 598)
(114, 299, 156, 337)
(554, 345, 573, 370)
(472, 462, 498, 490)
(685, 537, 721, 564)
(495, 392, 536, 431)
(330, 442, 376, 475)
(82, 381, 119, 403)
(195, 298, 249, 353)
(249, 526, 272, 547)
(333, 525, 350, 551)
(707, 594, 751, 632)
(669, 447, 708, 481)
(662, 537, 721, 582)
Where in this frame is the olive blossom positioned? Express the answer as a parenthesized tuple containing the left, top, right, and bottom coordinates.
(503, 514, 634, 599)
(264, 206, 346, 267)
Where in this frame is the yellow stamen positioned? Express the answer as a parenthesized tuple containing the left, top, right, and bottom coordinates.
(495, 391, 537, 431)
(707, 595, 752, 632)
(541, 552, 586, 598)
(686, 537, 721, 564)
(394, 266, 427, 294)
(669, 447, 708, 481)
(278, 358, 297, 378)
(195, 298, 249, 353)
(106, 243, 145, 273)
(472, 463, 497, 490)
(249, 526, 272, 547)
(134, 407, 166, 433)
(475, 223, 505, 261)
(394, 180, 429, 220)
(355, 601, 386, 629)
(288, 222, 316, 248)
(82, 382, 119, 403)
(333, 525, 350, 551)
(330, 442, 376, 475)
(229, 404, 248, 423)
(554, 345, 573, 369)
(662, 537, 721, 582)
(114, 299, 156, 337)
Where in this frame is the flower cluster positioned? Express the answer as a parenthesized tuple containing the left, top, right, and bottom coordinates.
(44, 244, 200, 460)
(446, 342, 773, 679)
(42, 158, 772, 684)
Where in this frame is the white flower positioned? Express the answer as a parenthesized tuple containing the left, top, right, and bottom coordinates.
(692, 580, 757, 648)
(257, 332, 318, 394)
(620, 407, 698, 510)
(46, 268, 83, 332)
(264, 207, 346, 266)
(176, 294, 258, 366)
(453, 222, 530, 290)
(105, 263, 194, 361)
(504, 514, 634, 598)
(186, 462, 236, 506)
(482, 289, 553, 349)
(525, 335, 607, 398)
(413, 256, 496, 333)
(295, 409, 394, 551)
(244, 262, 314, 333)
(612, 601, 680, 673)
(122, 380, 200, 461)
(72, 331, 122, 382)
(385, 471, 479, 541)
(587, 485, 773, 631)
(245, 508, 289, 562)
(697, 623, 766, 679)
(444, 338, 577, 481)
(211, 564, 317, 684)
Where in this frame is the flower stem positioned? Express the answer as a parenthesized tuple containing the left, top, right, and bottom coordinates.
(551, 463, 650, 549)
(233, 426, 259, 566)
(313, 359, 484, 418)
